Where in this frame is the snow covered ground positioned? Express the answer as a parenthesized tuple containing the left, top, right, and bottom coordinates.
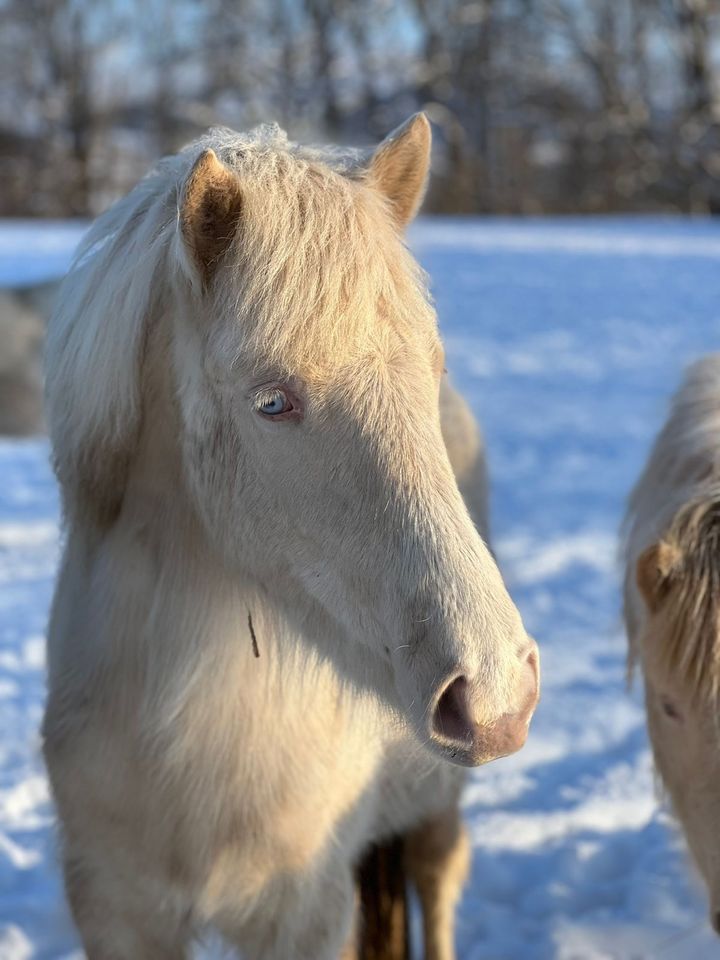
(2, 217, 720, 959)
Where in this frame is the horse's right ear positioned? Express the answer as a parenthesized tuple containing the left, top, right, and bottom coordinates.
(636, 541, 681, 611)
(179, 149, 243, 289)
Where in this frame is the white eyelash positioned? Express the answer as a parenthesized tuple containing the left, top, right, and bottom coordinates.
(253, 388, 283, 411)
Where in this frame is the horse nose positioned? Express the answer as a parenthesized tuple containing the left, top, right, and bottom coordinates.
(712, 910, 720, 936)
(431, 642, 539, 766)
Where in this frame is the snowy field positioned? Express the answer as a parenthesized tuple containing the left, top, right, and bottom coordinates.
(2, 217, 720, 959)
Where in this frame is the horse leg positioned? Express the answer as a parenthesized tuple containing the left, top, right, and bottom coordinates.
(404, 805, 470, 960)
(355, 836, 410, 960)
(62, 849, 190, 960)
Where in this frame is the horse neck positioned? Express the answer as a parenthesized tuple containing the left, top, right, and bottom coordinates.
(106, 411, 376, 739)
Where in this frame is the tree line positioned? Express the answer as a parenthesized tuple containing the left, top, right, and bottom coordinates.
(1, 0, 719, 217)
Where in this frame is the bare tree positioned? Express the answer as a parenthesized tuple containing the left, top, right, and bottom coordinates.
(1, 0, 719, 216)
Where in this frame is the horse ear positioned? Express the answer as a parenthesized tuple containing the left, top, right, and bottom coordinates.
(369, 113, 431, 228)
(180, 149, 243, 286)
(636, 541, 681, 611)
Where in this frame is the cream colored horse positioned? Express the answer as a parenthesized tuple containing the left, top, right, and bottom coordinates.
(43, 115, 539, 960)
(623, 353, 720, 937)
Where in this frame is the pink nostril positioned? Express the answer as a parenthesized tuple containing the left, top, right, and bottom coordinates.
(522, 642, 540, 703)
(433, 676, 474, 743)
(523, 640, 539, 670)
(431, 653, 539, 765)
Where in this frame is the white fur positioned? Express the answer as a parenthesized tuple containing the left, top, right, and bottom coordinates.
(622, 353, 720, 929)
(623, 353, 720, 640)
(44, 123, 532, 959)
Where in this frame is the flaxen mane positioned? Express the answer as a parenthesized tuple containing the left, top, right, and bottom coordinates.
(623, 354, 720, 701)
(651, 495, 720, 701)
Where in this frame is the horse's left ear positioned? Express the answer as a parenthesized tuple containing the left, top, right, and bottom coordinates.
(369, 113, 432, 228)
(636, 541, 681, 612)
(180, 149, 243, 288)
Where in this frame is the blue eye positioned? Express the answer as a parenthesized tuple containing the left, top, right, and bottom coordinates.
(258, 391, 289, 416)
(253, 384, 304, 421)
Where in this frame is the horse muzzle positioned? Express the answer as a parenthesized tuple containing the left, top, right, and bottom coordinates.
(428, 640, 540, 767)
